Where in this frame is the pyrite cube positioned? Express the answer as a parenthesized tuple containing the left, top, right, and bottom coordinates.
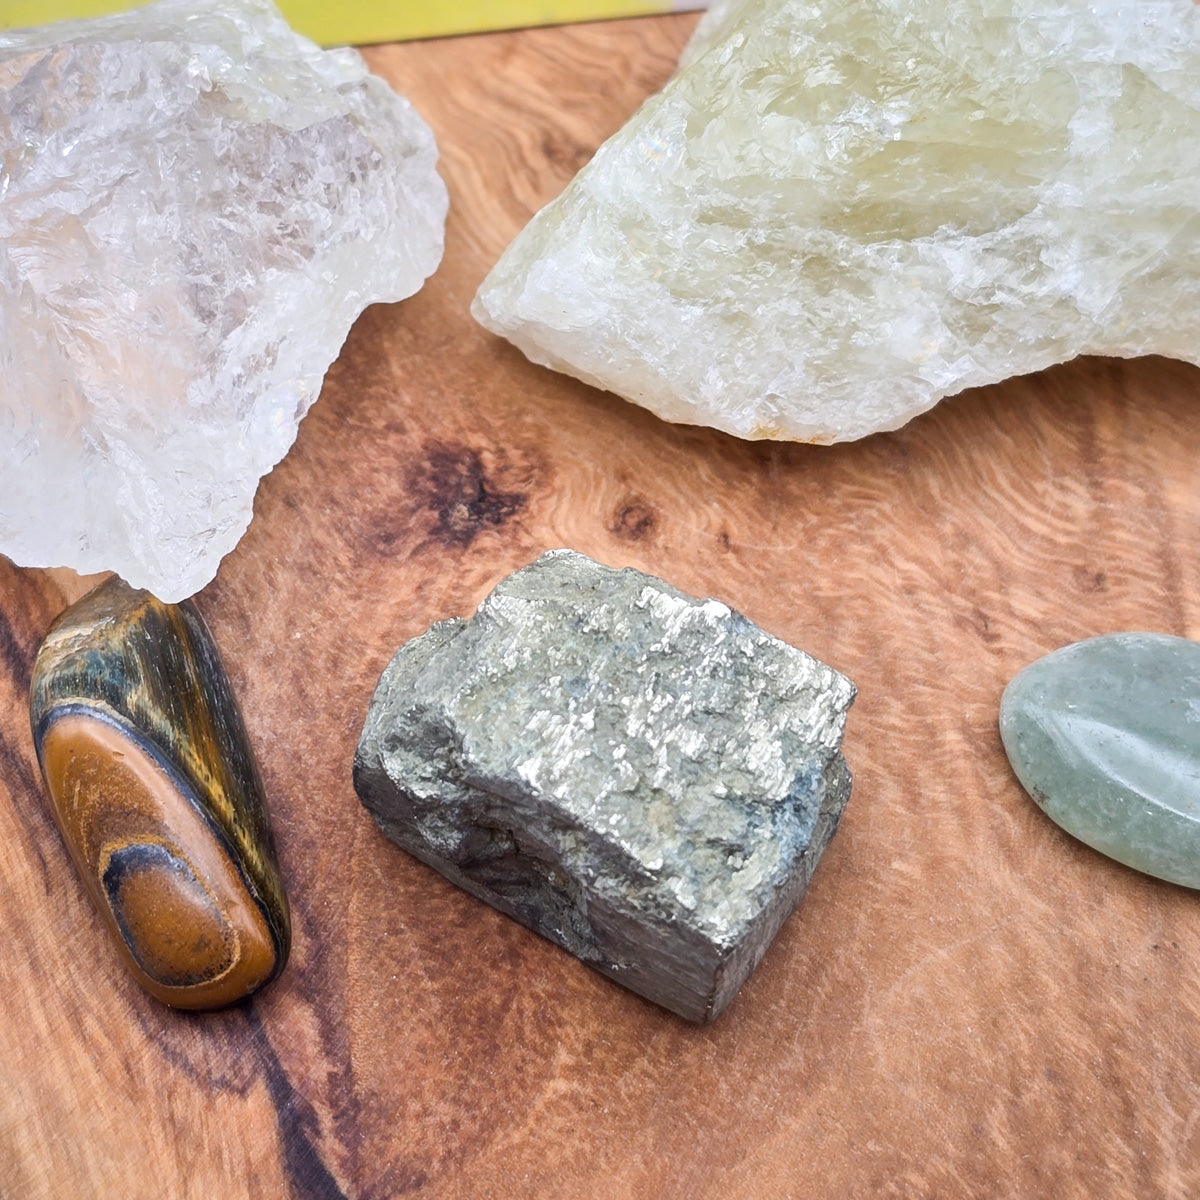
(354, 550, 855, 1022)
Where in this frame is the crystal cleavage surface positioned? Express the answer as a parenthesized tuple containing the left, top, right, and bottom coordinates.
(0, 0, 447, 600)
(474, 0, 1200, 442)
(354, 550, 856, 1022)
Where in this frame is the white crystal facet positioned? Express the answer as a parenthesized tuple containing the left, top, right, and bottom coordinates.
(473, 0, 1200, 443)
(0, 0, 447, 600)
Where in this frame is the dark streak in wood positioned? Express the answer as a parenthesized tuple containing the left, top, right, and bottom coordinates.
(262, 878, 363, 1190)
(0, 720, 39, 815)
(0, 723, 53, 885)
(0, 606, 35, 696)
(247, 1009, 348, 1200)
(123, 1004, 265, 1096)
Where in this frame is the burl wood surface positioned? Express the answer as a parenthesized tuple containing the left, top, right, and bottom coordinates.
(2, 15, 1199, 1198)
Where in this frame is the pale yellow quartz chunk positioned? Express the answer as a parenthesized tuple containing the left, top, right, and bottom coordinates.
(474, 0, 1200, 442)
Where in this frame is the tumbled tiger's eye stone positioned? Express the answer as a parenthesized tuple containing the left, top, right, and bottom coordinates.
(1000, 632, 1200, 888)
(30, 578, 290, 1009)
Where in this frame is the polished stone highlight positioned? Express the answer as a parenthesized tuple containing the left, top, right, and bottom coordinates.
(1000, 633, 1200, 888)
(474, 0, 1200, 443)
(354, 549, 855, 1022)
(30, 578, 291, 1008)
(0, 0, 447, 600)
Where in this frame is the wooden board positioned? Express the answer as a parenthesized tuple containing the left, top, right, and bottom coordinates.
(3, 15, 1200, 1197)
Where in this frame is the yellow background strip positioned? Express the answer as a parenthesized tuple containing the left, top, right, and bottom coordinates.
(0, 0, 684, 44)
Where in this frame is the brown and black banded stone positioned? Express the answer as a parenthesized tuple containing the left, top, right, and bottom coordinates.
(29, 579, 289, 1010)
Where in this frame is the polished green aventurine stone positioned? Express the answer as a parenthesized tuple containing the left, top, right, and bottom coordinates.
(999, 633, 1200, 888)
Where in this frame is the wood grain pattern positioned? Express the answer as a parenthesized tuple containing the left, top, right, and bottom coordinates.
(4, 13, 1200, 1197)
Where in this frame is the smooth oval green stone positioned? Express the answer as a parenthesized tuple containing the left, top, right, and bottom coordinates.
(1000, 633, 1200, 888)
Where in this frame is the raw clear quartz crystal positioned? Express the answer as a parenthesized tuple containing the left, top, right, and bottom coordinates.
(0, 0, 447, 600)
(474, 0, 1200, 442)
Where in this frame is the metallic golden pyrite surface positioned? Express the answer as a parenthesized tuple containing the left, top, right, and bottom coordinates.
(355, 549, 855, 1022)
